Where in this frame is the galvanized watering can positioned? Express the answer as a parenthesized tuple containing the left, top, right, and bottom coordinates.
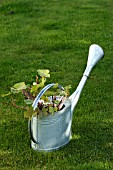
(28, 44, 104, 152)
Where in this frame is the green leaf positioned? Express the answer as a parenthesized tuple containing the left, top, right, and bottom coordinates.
(54, 100, 60, 104)
(37, 69, 50, 78)
(59, 91, 67, 96)
(30, 85, 38, 93)
(56, 89, 66, 96)
(42, 107, 48, 115)
(44, 91, 54, 97)
(1, 92, 11, 97)
(30, 82, 44, 93)
(13, 82, 27, 90)
(24, 99, 33, 105)
(49, 106, 54, 114)
(64, 85, 71, 96)
(64, 85, 72, 90)
(41, 96, 49, 102)
(53, 83, 58, 89)
(41, 76, 46, 85)
(24, 106, 35, 119)
(11, 87, 20, 94)
(54, 107, 58, 112)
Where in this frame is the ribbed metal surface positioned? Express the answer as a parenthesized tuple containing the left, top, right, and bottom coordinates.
(30, 104, 72, 151)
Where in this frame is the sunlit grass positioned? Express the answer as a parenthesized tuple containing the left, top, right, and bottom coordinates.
(0, 0, 113, 169)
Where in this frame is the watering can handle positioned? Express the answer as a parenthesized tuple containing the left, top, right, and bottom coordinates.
(32, 83, 64, 110)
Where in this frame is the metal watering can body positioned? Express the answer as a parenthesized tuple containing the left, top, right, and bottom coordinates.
(29, 84, 72, 151)
(29, 44, 104, 152)
(29, 101, 72, 151)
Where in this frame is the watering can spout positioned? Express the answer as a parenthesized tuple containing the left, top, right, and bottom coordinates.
(69, 44, 104, 113)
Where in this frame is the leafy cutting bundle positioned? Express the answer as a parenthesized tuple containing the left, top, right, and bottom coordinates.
(2, 69, 71, 119)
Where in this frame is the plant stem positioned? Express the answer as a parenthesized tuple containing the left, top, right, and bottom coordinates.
(12, 100, 27, 111)
(22, 89, 34, 100)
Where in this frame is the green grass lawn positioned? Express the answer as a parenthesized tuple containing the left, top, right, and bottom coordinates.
(0, 0, 113, 169)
